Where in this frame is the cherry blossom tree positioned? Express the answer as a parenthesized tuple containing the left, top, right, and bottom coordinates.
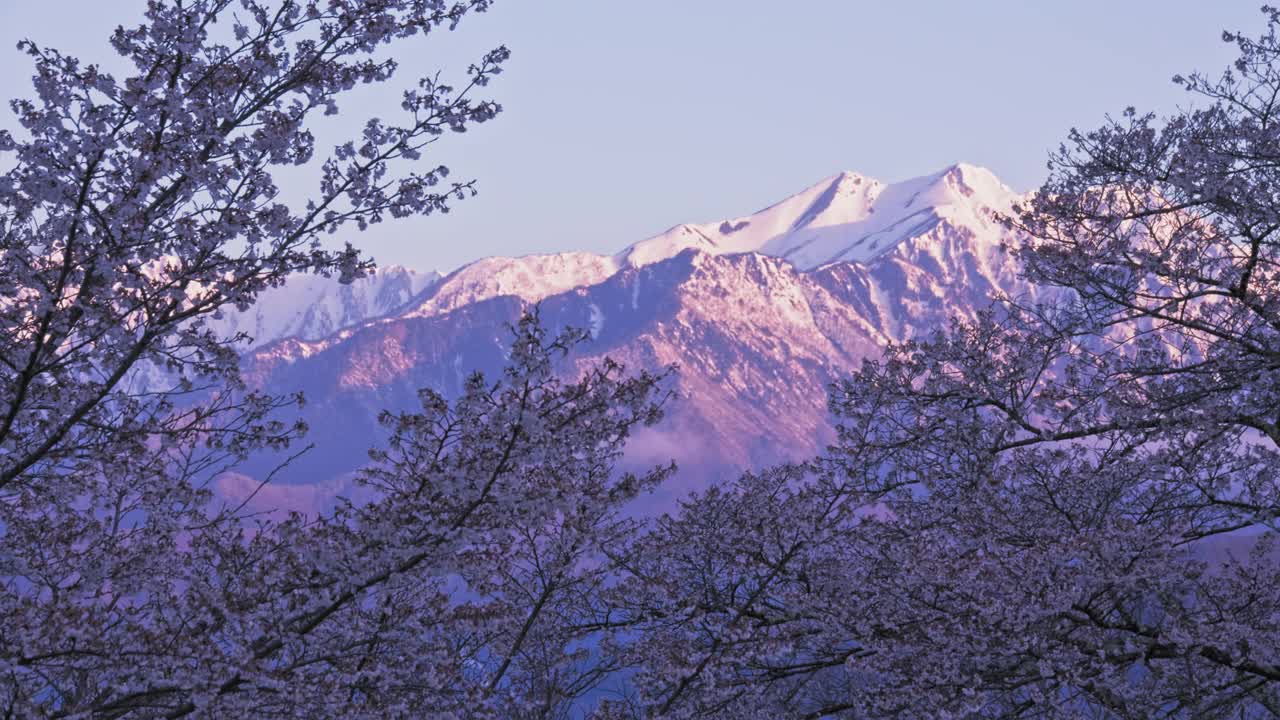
(0, 0, 507, 496)
(0, 1, 680, 717)
(2, 308, 674, 717)
(600, 10, 1280, 719)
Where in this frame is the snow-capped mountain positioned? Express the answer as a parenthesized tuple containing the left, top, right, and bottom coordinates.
(388, 163, 1019, 322)
(241, 164, 1034, 496)
(212, 265, 441, 349)
(621, 163, 1017, 270)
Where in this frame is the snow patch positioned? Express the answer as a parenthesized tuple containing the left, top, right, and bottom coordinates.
(631, 273, 642, 311)
(588, 303, 605, 338)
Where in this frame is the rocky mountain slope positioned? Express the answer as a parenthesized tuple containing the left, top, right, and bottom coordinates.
(241, 163, 1035, 500)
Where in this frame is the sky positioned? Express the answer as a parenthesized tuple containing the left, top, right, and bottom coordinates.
(0, 1, 1265, 273)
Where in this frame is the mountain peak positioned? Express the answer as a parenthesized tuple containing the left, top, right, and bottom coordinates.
(620, 163, 1018, 271)
(406, 251, 621, 319)
(826, 169, 879, 190)
(934, 162, 1011, 203)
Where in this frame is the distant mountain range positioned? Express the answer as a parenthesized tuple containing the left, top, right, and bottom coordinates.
(228, 163, 1038, 507)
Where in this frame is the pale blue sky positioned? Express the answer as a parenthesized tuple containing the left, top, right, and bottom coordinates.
(0, 1, 1263, 272)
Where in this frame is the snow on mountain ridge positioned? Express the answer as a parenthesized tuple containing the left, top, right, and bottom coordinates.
(619, 170, 882, 269)
(622, 162, 1021, 271)
(389, 164, 1021, 325)
(407, 252, 620, 320)
(210, 265, 441, 350)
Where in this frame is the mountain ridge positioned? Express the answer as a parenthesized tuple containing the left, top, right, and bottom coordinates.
(212, 264, 442, 350)
(235, 163, 1037, 503)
